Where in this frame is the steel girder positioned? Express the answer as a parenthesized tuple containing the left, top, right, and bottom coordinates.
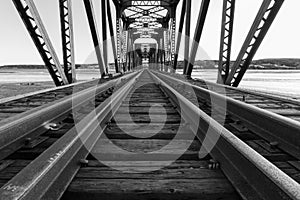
(170, 17, 176, 69)
(101, 0, 108, 72)
(173, 0, 186, 71)
(59, 0, 76, 84)
(83, 0, 106, 77)
(116, 18, 122, 71)
(185, 0, 210, 77)
(13, 0, 69, 86)
(107, 0, 119, 73)
(225, 0, 284, 87)
(217, 0, 235, 84)
(183, 0, 191, 74)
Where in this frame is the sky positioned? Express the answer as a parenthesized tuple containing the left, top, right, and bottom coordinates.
(0, 0, 299, 65)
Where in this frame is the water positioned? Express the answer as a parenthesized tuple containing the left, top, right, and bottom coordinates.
(188, 69, 300, 99)
(1, 68, 300, 99)
(0, 69, 102, 83)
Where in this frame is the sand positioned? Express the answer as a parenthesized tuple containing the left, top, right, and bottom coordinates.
(0, 81, 55, 99)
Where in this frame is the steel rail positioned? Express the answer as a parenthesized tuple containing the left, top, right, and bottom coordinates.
(155, 71, 300, 159)
(193, 77, 300, 106)
(149, 70, 300, 200)
(0, 70, 142, 200)
(0, 73, 123, 105)
(0, 72, 135, 161)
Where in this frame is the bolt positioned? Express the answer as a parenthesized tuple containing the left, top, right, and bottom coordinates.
(25, 138, 32, 145)
(235, 120, 242, 125)
(79, 159, 89, 167)
(270, 141, 279, 149)
(208, 159, 220, 170)
(242, 95, 246, 102)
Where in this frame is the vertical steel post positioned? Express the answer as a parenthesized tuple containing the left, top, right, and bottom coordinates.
(170, 18, 176, 70)
(217, 0, 235, 84)
(160, 38, 164, 71)
(186, 0, 210, 77)
(59, 0, 76, 84)
(183, 0, 191, 74)
(226, 0, 284, 87)
(83, 0, 106, 77)
(174, 0, 186, 71)
(101, 0, 108, 73)
(116, 18, 122, 72)
(107, 0, 119, 73)
(13, 0, 68, 86)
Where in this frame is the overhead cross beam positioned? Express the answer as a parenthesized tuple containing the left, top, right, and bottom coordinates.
(59, 0, 76, 84)
(83, 0, 107, 77)
(13, 0, 69, 86)
(225, 0, 284, 87)
(217, 0, 235, 84)
(185, 0, 210, 77)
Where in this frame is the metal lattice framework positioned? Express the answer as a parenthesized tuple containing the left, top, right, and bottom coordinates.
(225, 0, 284, 86)
(59, 0, 76, 84)
(12, 0, 285, 87)
(13, 0, 68, 86)
(217, 0, 235, 84)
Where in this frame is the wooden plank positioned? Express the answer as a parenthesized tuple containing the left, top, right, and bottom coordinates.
(23, 136, 49, 149)
(85, 160, 209, 169)
(123, 99, 170, 103)
(288, 161, 300, 171)
(0, 107, 29, 113)
(105, 124, 194, 140)
(121, 102, 174, 107)
(7, 138, 58, 160)
(63, 179, 239, 200)
(75, 167, 225, 179)
(117, 106, 177, 114)
(112, 114, 181, 123)
(128, 93, 166, 98)
(246, 140, 294, 161)
(0, 160, 15, 172)
(91, 139, 201, 161)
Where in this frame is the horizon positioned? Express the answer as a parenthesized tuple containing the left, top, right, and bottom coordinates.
(1, 57, 300, 67)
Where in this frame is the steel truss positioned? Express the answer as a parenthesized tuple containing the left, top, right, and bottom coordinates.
(59, 0, 76, 84)
(185, 0, 210, 77)
(173, 0, 186, 71)
(13, 0, 68, 86)
(107, 0, 119, 73)
(225, 0, 284, 87)
(116, 18, 122, 71)
(183, 0, 191, 74)
(217, 0, 235, 84)
(83, 0, 106, 77)
(11, 0, 285, 87)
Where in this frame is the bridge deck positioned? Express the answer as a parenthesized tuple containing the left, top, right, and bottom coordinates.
(62, 72, 239, 199)
(0, 70, 299, 199)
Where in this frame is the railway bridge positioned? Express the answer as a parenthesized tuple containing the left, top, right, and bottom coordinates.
(0, 0, 300, 199)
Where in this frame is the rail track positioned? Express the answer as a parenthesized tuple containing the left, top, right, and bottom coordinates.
(0, 69, 299, 199)
(0, 73, 123, 121)
(176, 72, 300, 123)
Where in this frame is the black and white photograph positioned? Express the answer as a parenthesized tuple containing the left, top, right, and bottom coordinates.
(0, 0, 299, 199)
